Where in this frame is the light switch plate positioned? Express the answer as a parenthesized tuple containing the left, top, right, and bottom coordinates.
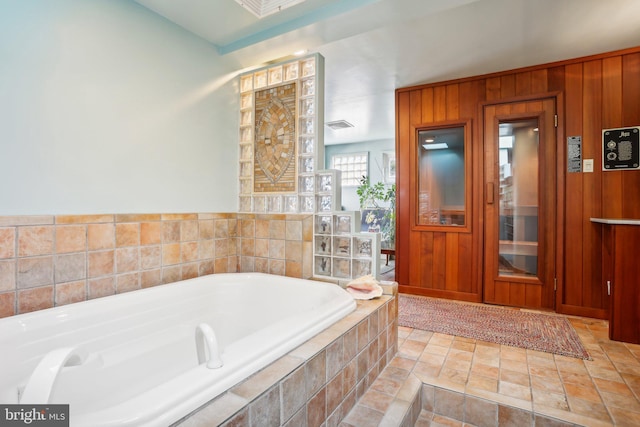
(583, 159, 594, 173)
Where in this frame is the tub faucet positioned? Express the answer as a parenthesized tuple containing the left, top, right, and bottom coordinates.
(20, 346, 87, 404)
(195, 323, 223, 369)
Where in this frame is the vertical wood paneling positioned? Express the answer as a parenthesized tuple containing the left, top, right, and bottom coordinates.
(582, 60, 603, 310)
(408, 91, 423, 287)
(396, 91, 411, 287)
(500, 75, 516, 99)
(445, 233, 459, 290)
(420, 232, 434, 288)
(622, 53, 640, 218)
(486, 77, 501, 101)
(531, 69, 549, 94)
(432, 232, 446, 288)
(515, 71, 531, 96)
(446, 84, 459, 120)
(397, 47, 640, 315)
(421, 88, 434, 123)
(563, 63, 584, 307)
(434, 86, 447, 121)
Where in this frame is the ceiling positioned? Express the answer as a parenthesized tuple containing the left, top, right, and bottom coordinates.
(134, 0, 640, 145)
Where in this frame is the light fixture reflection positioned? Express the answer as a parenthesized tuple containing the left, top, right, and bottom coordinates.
(422, 142, 449, 150)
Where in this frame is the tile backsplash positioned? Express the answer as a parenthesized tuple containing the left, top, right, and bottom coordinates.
(0, 213, 314, 318)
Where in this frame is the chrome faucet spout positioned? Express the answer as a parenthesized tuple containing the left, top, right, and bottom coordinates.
(195, 323, 223, 369)
(20, 346, 87, 403)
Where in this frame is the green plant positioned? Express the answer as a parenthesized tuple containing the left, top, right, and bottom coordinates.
(357, 176, 396, 245)
(356, 176, 386, 209)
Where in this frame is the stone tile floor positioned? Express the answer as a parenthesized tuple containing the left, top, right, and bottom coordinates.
(343, 301, 640, 426)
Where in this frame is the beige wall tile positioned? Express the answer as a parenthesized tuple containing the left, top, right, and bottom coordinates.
(0, 260, 16, 292)
(162, 265, 181, 284)
(307, 388, 327, 426)
(281, 366, 306, 421)
(255, 239, 269, 257)
(182, 263, 198, 280)
(161, 213, 197, 221)
(18, 286, 53, 314)
(199, 220, 214, 239)
(17, 257, 53, 288)
(140, 222, 161, 245)
(55, 280, 86, 306)
(88, 277, 115, 299)
(303, 216, 314, 242)
(0, 228, 16, 258)
(286, 240, 303, 262)
(214, 219, 229, 239)
(255, 219, 270, 238)
(198, 240, 214, 260)
(0, 291, 15, 318)
(56, 225, 87, 253)
(198, 260, 214, 276)
(55, 253, 86, 283)
(162, 243, 181, 265)
(269, 239, 285, 259)
(228, 256, 238, 272)
(240, 256, 254, 272)
(18, 226, 54, 256)
(116, 223, 140, 247)
(140, 245, 161, 270)
(214, 257, 228, 273)
(255, 257, 269, 273)
(163, 222, 180, 243)
(241, 219, 255, 237)
(215, 239, 229, 257)
(116, 273, 140, 293)
(269, 220, 286, 240)
(269, 259, 285, 276)
(181, 220, 199, 241)
(115, 214, 160, 222)
(116, 247, 139, 273)
(181, 242, 198, 262)
(229, 219, 238, 237)
(56, 214, 112, 224)
(286, 261, 302, 278)
(141, 269, 161, 288)
(286, 220, 303, 241)
(241, 238, 255, 257)
(88, 250, 114, 278)
(0, 216, 53, 226)
(88, 223, 115, 250)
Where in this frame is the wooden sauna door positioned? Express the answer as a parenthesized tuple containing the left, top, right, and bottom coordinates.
(483, 97, 557, 309)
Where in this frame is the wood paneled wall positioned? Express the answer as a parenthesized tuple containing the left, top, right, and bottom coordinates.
(395, 47, 640, 318)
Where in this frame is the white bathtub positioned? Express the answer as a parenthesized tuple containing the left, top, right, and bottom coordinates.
(0, 273, 356, 427)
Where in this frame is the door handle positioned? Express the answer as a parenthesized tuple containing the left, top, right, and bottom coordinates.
(486, 182, 494, 204)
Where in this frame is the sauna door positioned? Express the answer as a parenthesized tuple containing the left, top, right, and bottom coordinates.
(483, 98, 557, 309)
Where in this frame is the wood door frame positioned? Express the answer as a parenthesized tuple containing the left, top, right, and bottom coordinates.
(479, 92, 565, 310)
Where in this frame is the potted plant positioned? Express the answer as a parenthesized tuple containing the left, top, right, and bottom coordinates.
(356, 176, 396, 245)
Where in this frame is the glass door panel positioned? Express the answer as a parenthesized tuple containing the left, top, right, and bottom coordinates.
(498, 119, 539, 277)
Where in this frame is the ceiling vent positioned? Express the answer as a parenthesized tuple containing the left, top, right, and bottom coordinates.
(234, 0, 307, 18)
(326, 120, 354, 130)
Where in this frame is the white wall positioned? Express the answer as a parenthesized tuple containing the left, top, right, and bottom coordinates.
(0, 0, 239, 215)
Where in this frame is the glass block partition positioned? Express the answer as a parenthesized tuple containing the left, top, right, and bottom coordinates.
(313, 212, 381, 280)
(238, 54, 329, 214)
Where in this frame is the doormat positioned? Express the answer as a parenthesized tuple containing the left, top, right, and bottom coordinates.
(399, 294, 591, 360)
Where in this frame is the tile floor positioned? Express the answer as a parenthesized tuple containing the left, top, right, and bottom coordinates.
(344, 297, 640, 426)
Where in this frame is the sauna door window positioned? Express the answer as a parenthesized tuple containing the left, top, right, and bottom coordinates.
(416, 125, 468, 228)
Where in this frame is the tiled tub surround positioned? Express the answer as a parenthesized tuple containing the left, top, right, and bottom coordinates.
(176, 288, 398, 427)
(0, 213, 317, 318)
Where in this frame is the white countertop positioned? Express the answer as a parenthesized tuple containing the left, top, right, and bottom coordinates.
(590, 218, 640, 226)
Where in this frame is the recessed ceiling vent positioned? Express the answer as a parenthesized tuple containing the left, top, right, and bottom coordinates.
(235, 0, 307, 18)
(326, 120, 354, 130)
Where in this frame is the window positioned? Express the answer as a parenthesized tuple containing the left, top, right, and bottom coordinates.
(417, 125, 467, 227)
(331, 152, 368, 186)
